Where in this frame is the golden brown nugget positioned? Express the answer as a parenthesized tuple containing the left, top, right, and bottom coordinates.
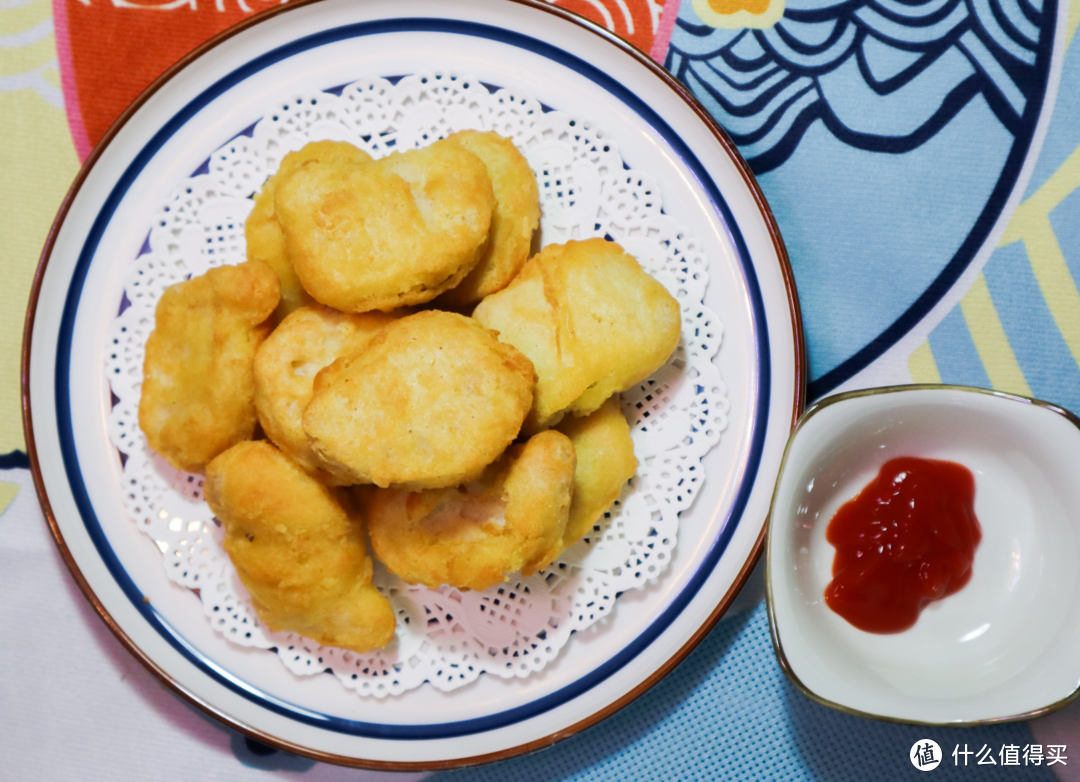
(253, 304, 401, 481)
(205, 441, 396, 653)
(139, 260, 280, 474)
(366, 430, 575, 591)
(435, 130, 540, 307)
(473, 238, 681, 432)
(555, 398, 637, 548)
(246, 141, 373, 322)
(275, 140, 495, 312)
(303, 311, 535, 489)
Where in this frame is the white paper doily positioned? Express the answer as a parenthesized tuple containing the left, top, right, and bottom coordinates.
(104, 71, 728, 698)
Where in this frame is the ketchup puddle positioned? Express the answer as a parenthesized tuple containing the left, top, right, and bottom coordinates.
(824, 456, 982, 634)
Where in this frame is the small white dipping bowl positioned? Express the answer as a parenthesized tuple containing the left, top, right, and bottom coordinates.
(766, 384, 1080, 725)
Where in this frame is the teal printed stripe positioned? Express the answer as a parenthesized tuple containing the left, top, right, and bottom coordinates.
(429, 606, 1053, 782)
(1050, 186, 1080, 286)
(927, 306, 992, 388)
(983, 242, 1080, 411)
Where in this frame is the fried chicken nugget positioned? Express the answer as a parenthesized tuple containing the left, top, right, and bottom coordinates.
(473, 238, 681, 432)
(253, 304, 401, 481)
(275, 139, 495, 312)
(435, 130, 540, 307)
(205, 441, 396, 653)
(139, 260, 280, 474)
(555, 397, 637, 548)
(246, 141, 374, 323)
(366, 430, 576, 591)
(303, 311, 536, 489)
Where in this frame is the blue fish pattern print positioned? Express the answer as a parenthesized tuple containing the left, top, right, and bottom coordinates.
(668, 0, 1058, 395)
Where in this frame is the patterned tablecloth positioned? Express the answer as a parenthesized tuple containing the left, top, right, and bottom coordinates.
(3, 0, 1079, 779)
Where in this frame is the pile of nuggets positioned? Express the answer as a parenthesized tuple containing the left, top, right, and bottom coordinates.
(138, 131, 681, 654)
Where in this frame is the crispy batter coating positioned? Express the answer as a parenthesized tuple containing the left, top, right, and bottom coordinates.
(275, 140, 495, 312)
(435, 130, 540, 307)
(246, 141, 373, 323)
(303, 311, 536, 489)
(555, 397, 637, 548)
(139, 260, 280, 474)
(366, 430, 575, 591)
(473, 238, 681, 432)
(205, 441, 396, 653)
(253, 304, 401, 481)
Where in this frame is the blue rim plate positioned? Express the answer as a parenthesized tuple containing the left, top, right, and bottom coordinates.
(23, 0, 804, 768)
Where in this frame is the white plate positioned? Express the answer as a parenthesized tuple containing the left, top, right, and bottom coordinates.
(768, 385, 1080, 724)
(24, 0, 803, 768)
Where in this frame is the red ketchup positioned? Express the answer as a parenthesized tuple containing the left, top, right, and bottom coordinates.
(823, 456, 982, 634)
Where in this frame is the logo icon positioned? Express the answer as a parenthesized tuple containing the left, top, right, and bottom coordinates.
(911, 740, 943, 771)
